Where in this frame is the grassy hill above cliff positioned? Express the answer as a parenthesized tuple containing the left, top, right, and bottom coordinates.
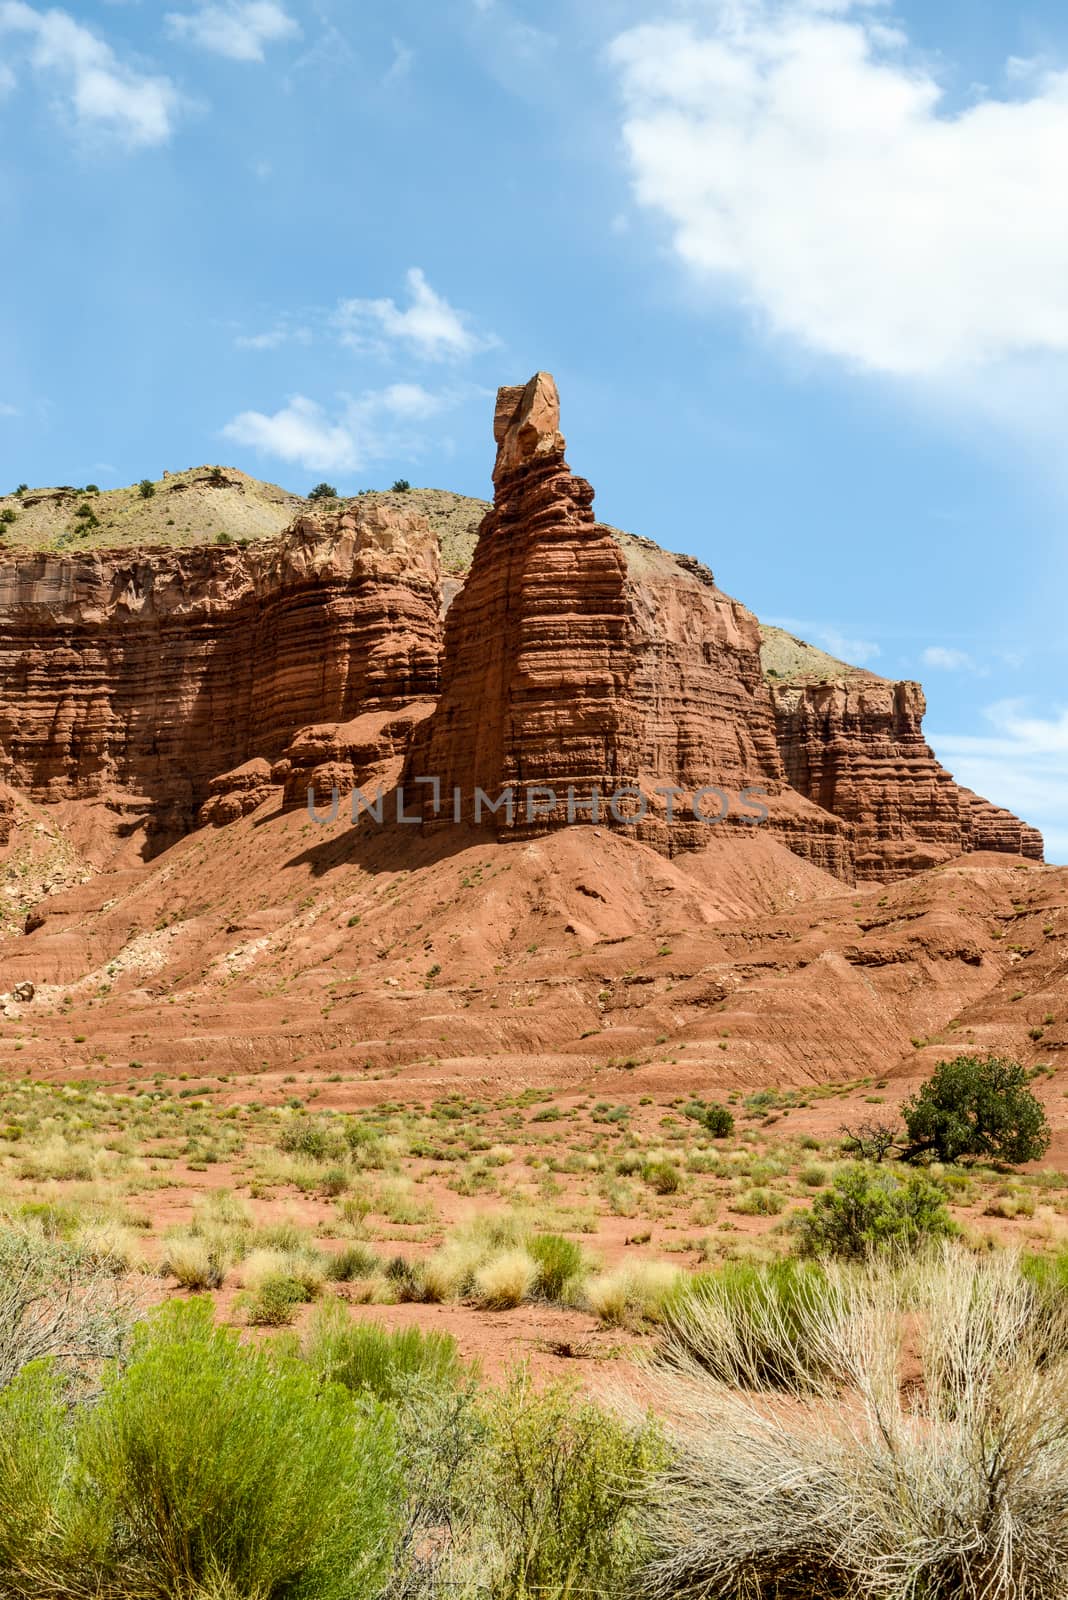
(1, 468, 870, 682)
(0, 468, 490, 572)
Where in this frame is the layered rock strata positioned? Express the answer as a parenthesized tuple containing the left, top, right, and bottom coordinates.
(0, 505, 441, 844)
(770, 676, 1044, 879)
(404, 373, 855, 876)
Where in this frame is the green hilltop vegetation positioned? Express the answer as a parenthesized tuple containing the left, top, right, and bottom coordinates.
(0, 467, 489, 573)
(0, 466, 867, 679)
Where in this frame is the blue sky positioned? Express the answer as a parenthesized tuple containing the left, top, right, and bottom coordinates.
(1, 0, 1066, 859)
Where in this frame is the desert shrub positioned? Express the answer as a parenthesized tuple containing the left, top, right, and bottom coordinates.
(662, 1259, 834, 1391)
(795, 1164, 955, 1259)
(326, 1242, 381, 1281)
(309, 481, 339, 500)
(278, 1118, 344, 1161)
(903, 1054, 1051, 1166)
(391, 478, 411, 491)
(587, 1261, 681, 1326)
(137, 478, 155, 499)
(638, 1247, 1068, 1600)
(799, 1163, 828, 1188)
(704, 1102, 735, 1138)
(528, 1232, 584, 1301)
(240, 1246, 324, 1300)
(304, 1302, 462, 1401)
(474, 1247, 537, 1309)
(0, 1363, 76, 1582)
(0, 507, 16, 525)
(731, 1186, 784, 1216)
(243, 1273, 306, 1326)
(478, 1372, 663, 1600)
(160, 1231, 230, 1289)
(644, 1159, 682, 1195)
(0, 1225, 133, 1392)
(78, 1300, 401, 1599)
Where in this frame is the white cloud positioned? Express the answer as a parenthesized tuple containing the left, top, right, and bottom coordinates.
(0, 2, 182, 145)
(221, 384, 446, 474)
(165, 1, 299, 63)
(384, 38, 413, 86)
(234, 320, 312, 351)
(923, 645, 975, 672)
(932, 699, 1068, 865)
(0, 61, 14, 95)
(339, 268, 495, 362)
(0, 402, 19, 417)
(819, 628, 881, 665)
(771, 616, 881, 665)
(609, 0, 1068, 380)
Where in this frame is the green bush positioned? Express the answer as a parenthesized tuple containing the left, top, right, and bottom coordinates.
(244, 1273, 306, 1326)
(303, 1302, 462, 1401)
(644, 1159, 682, 1195)
(703, 1101, 735, 1138)
(903, 1055, 1051, 1165)
(309, 481, 339, 500)
(795, 1164, 955, 1259)
(0, 508, 16, 525)
(480, 1372, 663, 1600)
(326, 1242, 381, 1281)
(0, 1363, 74, 1582)
(137, 478, 155, 499)
(528, 1232, 584, 1300)
(78, 1300, 401, 1599)
(391, 478, 411, 492)
(278, 1119, 343, 1161)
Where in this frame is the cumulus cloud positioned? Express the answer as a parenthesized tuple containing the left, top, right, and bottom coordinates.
(609, 0, 1068, 380)
(165, 1, 299, 62)
(923, 646, 976, 672)
(221, 384, 446, 474)
(932, 700, 1068, 864)
(0, 1, 182, 145)
(339, 268, 496, 362)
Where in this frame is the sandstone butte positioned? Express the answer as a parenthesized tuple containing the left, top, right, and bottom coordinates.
(0, 375, 1063, 1097)
(0, 371, 1043, 884)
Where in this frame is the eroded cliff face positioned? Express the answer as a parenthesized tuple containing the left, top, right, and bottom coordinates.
(0, 376, 1043, 884)
(404, 373, 855, 875)
(0, 504, 441, 846)
(770, 676, 1044, 880)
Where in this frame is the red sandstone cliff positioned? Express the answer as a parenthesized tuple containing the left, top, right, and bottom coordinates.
(403, 373, 854, 875)
(0, 504, 441, 846)
(769, 674, 1044, 880)
(0, 377, 1043, 885)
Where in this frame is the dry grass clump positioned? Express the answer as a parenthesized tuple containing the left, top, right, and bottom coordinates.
(71, 1221, 144, 1276)
(405, 1214, 590, 1309)
(159, 1233, 232, 1291)
(473, 1248, 538, 1309)
(587, 1261, 681, 1327)
(636, 1245, 1068, 1600)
